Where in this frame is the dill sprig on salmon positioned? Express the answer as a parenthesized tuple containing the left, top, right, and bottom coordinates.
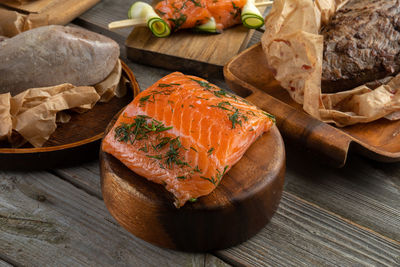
(103, 72, 275, 207)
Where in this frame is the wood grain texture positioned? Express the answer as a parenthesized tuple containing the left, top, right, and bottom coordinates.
(100, 121, 285, 251)
(224, 43, 400, 166)
(284, 147, 400, 242)
(0, 170, 211, 266)
(216, 192, 400, 267)
(0, 61, 139, 170)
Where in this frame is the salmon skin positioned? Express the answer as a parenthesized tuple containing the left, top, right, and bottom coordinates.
(102, 72, 275, 207)
(155, 0, 246, 31)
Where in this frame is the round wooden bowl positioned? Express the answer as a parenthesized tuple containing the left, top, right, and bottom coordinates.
(100, 116, 285, 252)
(0, 61, 140, 170)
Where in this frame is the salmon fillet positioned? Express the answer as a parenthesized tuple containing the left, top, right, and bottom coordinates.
(155, 0, 246, 31)
(102, 72, 275, 207)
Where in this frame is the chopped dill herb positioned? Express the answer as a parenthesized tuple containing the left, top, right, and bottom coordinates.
(139, 144, 149, 153)
(262, 111, 276, 123)
(213, 89, 228, 98)
(114, 115, 172, 143)
(200, 176, 218, 185)
(146, 154, 163, 160)
(190, 78, 213, 89)
(139, 95, 151, 104)
(193, 165, 201, 172)
(207, 147, 214, 155)
(177, 176, 187, 179)
(164, 137, 191, 168)
(189, 0, 202, 6)
(229, 110, 242, 129)
(156, 9, 166, 16)
(189, 198, 197, 202)
(247, 110, 256, 116)
(189, 104, 195, 108)
(201, 165, 229, 185)
(231, 1, 240, 18)
(190, 146, 198, 152)
(154, 137, 172, 151)
(158, 83, 172, 87)
(168, 14, 187, 31)
(210, 101, 248, 129)
(196, 96, 209, 100)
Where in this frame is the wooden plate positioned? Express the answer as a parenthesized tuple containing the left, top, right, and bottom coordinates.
(100, 114, 285, 252)
(224, 43, 400, 167)
(0, 61, 140, 170)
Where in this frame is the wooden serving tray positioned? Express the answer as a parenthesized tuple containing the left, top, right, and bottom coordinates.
(0, 61, 140, 170)
(224, 43, 400, 167)
(0, 0, 100, 26)
(125, 5, 266, 78)
(100, 115, 285, 251)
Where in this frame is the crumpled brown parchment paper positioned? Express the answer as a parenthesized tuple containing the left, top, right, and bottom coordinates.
(0, 7, 48, 37)
(261, 0, 400, 127)
(0, 60, 123, 147)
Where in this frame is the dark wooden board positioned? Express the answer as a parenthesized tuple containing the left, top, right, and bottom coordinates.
(224, 43, 400, 167)
(100, 112, 285, 251)
(0, 61, 139, 170)
(125, 2, 266, 78)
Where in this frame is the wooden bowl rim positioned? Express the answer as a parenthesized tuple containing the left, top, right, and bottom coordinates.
(225, 42, 400, 161)
(0, 60, 139, 154)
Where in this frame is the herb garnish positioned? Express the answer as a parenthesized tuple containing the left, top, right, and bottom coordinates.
(193, 165, 201, 172)
(114, 115, 172, 143)
(189, 0, 202, 7)
(190, 78, 213, 89)
(190, 146, 198, 152)
(146, 154, 163, 160)
(168, 14, 187, 31)
(210, 102, 248, 129)
(200, 165, 228, 185)
(207, 147, 214, 155)
(262, 111, 276, 123)
(189, 198, 197, 202)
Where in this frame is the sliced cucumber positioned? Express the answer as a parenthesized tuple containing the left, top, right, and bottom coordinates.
(195, 17, 220, 33)
(241, 0, 264, 29)
(128, 2, 171, 37)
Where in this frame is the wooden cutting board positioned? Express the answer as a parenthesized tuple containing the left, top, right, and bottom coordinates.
(126, 5, 266, 77)
(0, 0, 100, 25)
(224, 43, 400, 167)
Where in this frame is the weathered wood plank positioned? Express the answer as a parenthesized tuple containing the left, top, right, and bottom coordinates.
(284, 147, 400, 242)
(216, 192, 400, 267)
(0, 259, 13, 267)
(0, 171, 208, 266)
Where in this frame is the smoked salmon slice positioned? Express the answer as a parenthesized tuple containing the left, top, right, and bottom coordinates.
(155, 0, 247, 31)
(102, 72, 275, 207)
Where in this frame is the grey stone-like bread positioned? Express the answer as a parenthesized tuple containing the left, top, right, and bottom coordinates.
(0, 25, 120, 95)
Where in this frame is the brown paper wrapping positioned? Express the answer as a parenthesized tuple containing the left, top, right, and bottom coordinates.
(0, 8, 48, 37)
(261, 0, 400, 127)
(0, 60, 123, 147)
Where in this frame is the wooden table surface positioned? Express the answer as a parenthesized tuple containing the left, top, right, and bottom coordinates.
(1, 0, 400, 266)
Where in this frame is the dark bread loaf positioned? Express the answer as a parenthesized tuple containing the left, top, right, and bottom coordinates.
(321, 0, 400, 93)
(0, 25, 120, 95)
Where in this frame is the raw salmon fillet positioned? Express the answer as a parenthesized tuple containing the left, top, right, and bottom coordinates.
(155, 0, 246, 31)
(102, 72, 275, 207)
